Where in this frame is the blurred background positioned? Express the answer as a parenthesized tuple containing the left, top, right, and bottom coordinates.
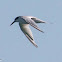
(0, 0, 62, 62)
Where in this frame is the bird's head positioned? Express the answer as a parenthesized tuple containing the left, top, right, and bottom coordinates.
(10, 16, 20, 26)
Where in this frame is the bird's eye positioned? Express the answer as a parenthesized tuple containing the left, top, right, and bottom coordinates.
(15, 17, 19, 20)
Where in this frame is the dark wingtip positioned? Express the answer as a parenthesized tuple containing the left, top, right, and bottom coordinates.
(40, 30, 44, 33)
(34, 44, 38, 48)
(36, 45, 38, 48)
(38, 30, 44, 33)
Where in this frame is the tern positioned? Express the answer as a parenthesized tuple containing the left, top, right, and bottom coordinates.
(10, 16, 46, 48)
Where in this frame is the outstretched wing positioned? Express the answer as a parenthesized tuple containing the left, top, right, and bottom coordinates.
(23, 17, 44, 33)
(31, 17, 46, 23)
(19, 23, 38, 48)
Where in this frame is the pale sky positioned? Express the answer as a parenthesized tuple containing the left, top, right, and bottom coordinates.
(0, 0, 62, 62)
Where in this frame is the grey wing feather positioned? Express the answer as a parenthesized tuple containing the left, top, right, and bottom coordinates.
(19, 23, 38, 47)
(25, 18, 44, 33)
(25, 34, 38, 48)
(31, 17, 46, 23)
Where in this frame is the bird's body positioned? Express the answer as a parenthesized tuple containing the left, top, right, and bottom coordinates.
(10, 16, 46, 47)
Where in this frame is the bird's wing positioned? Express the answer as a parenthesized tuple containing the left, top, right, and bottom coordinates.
(31, 17, 46, 23)
(19, 23, 38, 48)
(24, 17, 44, 33)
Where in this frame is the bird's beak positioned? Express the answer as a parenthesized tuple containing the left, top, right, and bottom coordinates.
(10, 21, 15, 26)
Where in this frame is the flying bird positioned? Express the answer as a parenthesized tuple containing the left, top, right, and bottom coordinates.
(10, 16, 46, 47)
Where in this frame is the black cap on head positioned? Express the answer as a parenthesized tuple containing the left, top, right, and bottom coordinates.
(15, 17, 19, 20)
